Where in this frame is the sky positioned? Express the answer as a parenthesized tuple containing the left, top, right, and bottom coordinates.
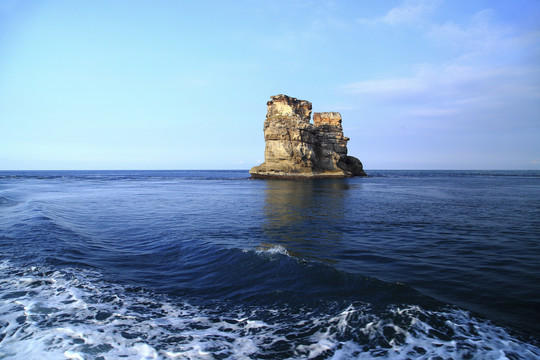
(1, 0, 539, 170)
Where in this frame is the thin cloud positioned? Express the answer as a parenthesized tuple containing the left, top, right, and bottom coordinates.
(343, 62, 540, 130)
(426, 9, 508, 52)
(344, 64, 539, 102)
(357, 0, 440, 26)
(346, 4, 540, 132)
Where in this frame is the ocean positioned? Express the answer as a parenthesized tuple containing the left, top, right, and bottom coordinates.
(0, 170, 539, 359)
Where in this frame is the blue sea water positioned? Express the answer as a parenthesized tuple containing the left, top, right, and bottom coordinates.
(0, 170, 539, 359)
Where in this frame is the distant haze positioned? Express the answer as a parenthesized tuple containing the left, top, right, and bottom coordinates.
(1, 0, 539, 170)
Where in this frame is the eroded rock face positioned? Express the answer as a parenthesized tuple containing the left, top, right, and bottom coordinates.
(250, 95, 366, 179)
(266, 94, 312, 122)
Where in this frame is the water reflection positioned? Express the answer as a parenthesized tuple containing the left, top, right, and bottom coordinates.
(260, 179, 353, 263)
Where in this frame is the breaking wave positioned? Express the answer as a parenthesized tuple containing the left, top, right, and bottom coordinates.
(1, 261, 538, 360)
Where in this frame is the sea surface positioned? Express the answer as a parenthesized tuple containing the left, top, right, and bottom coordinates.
(0, 170, 539, 359)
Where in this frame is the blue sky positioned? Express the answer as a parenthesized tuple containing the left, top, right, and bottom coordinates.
(1, 0, 539, 170)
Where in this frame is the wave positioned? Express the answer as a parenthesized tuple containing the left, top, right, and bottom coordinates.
(1, 261, 538, 359)
(0, 195, 21, 208)
(251, 243, 291, 257)
(365, 170, 540, 178)
(0, 170, 251, 182)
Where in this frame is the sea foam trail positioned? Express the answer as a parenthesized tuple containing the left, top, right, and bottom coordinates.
(1, 261, 538, 360)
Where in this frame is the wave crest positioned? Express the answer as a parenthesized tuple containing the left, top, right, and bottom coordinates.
(1, 261, 538, 359)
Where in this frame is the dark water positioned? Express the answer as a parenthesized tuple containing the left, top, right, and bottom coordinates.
(0, 170, 539, 359)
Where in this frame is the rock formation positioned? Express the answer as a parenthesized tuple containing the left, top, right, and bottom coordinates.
(250, 94, 366, 179)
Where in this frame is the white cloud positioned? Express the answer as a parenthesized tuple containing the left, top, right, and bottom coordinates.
(343, 62, 540, 130)
(346, 6, 540, 132)
(357, 0, 440, 26)
(426, 9, 508, 53)
(345, 63, 539, 100)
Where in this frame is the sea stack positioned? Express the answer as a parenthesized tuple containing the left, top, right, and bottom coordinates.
(250, 94, 366, 179)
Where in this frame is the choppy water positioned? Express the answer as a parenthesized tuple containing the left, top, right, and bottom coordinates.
(0, 170, 539, 359)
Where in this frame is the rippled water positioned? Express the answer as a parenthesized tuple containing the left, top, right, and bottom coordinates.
(0, 170, 539, 359)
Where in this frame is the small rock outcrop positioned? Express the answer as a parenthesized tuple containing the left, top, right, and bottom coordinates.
(250, 94, 366, 179)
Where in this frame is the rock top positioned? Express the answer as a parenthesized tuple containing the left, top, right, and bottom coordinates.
(250, 94, 366, 179)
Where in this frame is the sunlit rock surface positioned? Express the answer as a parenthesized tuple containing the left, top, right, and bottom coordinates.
(250, 94, 366, 179)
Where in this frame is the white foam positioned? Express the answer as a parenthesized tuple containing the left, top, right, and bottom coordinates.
(253, 243, 291, 257)
(1, 260, 538, 359)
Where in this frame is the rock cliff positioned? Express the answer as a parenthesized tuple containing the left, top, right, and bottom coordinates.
(250, 94, 366, 179)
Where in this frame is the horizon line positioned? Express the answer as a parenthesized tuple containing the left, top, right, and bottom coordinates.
(1, 169, 539, 172)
